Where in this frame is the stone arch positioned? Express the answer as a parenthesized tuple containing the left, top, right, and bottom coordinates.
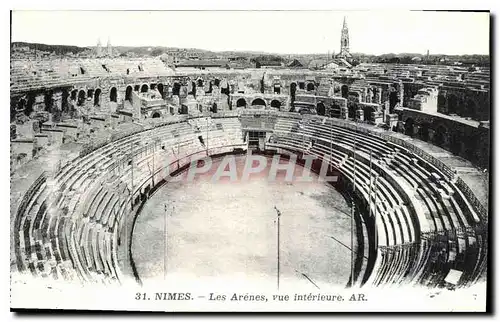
(150, 83, 157, 91)
(434, 124, 448, 147)
(87, 89, 94, 100)
(197, 79, 204, 87)
(152, 112, 161, 118)
(438, 93, 446, 108)
(61, 89, 69, 112)
(307, 82, 315, 92)
(110, 87, 117, 103)
(389, 88, 399, 111)
(140, 84, 149, 93)
(172, 82, 181, 96)
(190, 81, 197, 96)
(25, 94, 35, 116)
(125, 85, 133, 102)
(77, 90, 86, 106)
(44, 90, 54, 113)
(157, 83, 165, 99)
(450, 132, 462, 155)
(341, 85, 349, 99)
(447, 94, 458, 114)
(251, 98, 266, 107)
(418, 122, 431, 142)
(404, 118, 415, 136)
(70, 89, 78, 101)
(271, 100, 281, 110)
(94, 89, 101, 106)
(290, 82, 297, 101)
(236, 98, 247, 108)
(348, 103, 355, 119)
(316, 102, 326, 116)
(465, 99, 477, 118)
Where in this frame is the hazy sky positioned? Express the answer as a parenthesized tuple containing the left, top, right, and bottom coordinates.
(11, 10, 490, 55)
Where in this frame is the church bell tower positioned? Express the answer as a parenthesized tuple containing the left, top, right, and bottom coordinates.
(339, 17, 352, 59)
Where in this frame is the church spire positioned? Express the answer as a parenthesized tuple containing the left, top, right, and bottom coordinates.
(107, 37, 112, 57)
(96, 38, 102, 57)
(339, 16, 351, 60)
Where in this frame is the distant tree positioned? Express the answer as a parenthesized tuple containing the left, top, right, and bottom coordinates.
(151, 48, 164, 56)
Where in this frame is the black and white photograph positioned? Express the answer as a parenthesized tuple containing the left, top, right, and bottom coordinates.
(8, 9, 491, 313)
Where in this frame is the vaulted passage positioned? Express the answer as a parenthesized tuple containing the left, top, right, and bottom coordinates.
(125, 86, 133, 102)
(94, 89, 101, 106)
(316, 102, 326, 116)
(271, 100, 281, 110)
(110, 87, 117, 102)
(251, 98, 266, 107)
(236, 98, 247, 108)
(341, 85, 349, 99)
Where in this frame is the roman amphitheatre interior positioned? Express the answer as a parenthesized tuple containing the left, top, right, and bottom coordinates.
(10, 16, 490, 292)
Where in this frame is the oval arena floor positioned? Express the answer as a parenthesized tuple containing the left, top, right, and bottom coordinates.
(131, 155, 355, 290)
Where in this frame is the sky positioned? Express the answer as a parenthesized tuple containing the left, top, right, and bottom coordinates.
(11, 10, 490, 55)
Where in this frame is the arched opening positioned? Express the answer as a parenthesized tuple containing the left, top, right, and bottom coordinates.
(389, 88, 399, 112)
(447, 94, 458, 114)
(271, 100, 281, 110)
(438, 94, 446, 108)
(465, 99, 477, 118)
(152, 112, 161, 118)
(150, 83, 157, 91)
(44, 91, 53, 113)
(316, 102, 326, 116)
(450, 133, 462, 155)
(87, 89, 94, 100)
(211, 103, 218, 113)
(404, 118, 415, 136)
(94, 89, 101, 106)
(221, 81, 230, 96)
(197, 79, 203, 87)
(341, 85, 349, 99)
(307, 82, 315, 92)
(70, 89, 78, 101)
(110, 87, 117, 103)
(251, 98, 266, 107)
(157, 83, 165, 99)
(172, 83, 181, 96)
(61, 90, 69, 112)
(274, 85, 281, 94)
(418, 122, 430, 142)
(190, 81, 197, 96)
(434, 125, 447, 147)
(348, 104, 355, 119)
(140, 84, 148, 93)
(77, 90, 86, 106)
(25, 94, 35, 116)
(134, 85, 140, 92)
(214, 79, 220, 87)
(236, 98, 247, 108)
(125, 86, 133, 102)
(290, 83, 297, 101)
(180, 105, 188, 114)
